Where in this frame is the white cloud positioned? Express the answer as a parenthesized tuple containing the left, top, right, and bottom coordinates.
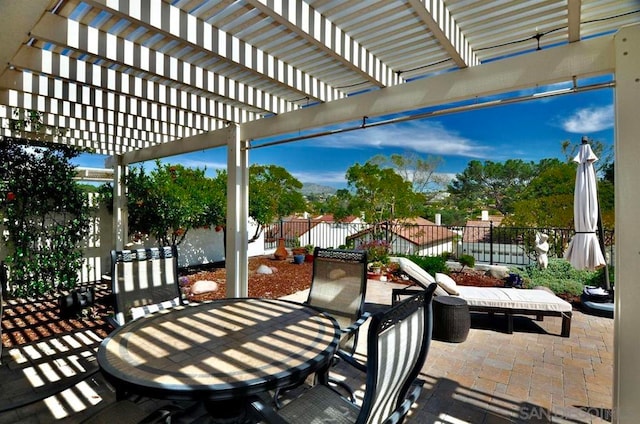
(434, 172, 457, 183)
(562, 105, 613, 133)
(180, 158, 227, 170)
(292, 170, 347, 185)
(317, 120, 491, 158)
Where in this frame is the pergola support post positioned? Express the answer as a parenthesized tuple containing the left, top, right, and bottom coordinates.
(613, 23, 640, 423)
(226, 124, 249, 298)
(112, 156, 128, 251)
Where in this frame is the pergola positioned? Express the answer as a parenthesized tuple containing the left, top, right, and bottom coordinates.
(1, 1, 639, 421)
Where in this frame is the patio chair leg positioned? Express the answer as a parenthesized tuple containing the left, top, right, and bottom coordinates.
(506, 313, 514, 334)
(561, 312, 572, 338)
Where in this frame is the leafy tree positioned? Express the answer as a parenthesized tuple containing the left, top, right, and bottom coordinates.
(505, 159, 575, 228)
(102, 163, 303, 246)
(448, 159, 538, 215)
(8, 108, 68, 140)
(246, 164, 306, 242)
(424, 196, 478, 226)
(369, 152, 445, 195)
(343, 162, 426, 224)
(432, 207, 470, 227)
(598, 178, 614, 229)
(0, 139, 90, 297)
(502, 156, 614, 230)
(323, 189, 355, 221)
(124, 161, 226, 246)
(561, 139, 613, 175)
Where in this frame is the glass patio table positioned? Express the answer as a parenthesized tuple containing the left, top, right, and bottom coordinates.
(97, 298, 340, 422)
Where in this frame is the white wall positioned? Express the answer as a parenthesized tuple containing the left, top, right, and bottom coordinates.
(416, 241, 455, 257)
(299, 222, 363, 249)
(2, 199, 261, 284)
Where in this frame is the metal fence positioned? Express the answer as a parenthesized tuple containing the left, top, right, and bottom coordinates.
(265, 219, 615, 267)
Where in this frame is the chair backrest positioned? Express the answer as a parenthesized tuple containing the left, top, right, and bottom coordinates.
(357, 283, 437, 424)
(306, 247, 368, 353)
(111, 246, 183, 326)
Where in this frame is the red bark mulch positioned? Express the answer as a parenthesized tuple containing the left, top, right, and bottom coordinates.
(451, 269, 505, 287)
(180, 256, 313, 302)
(3, 256, 572, 349)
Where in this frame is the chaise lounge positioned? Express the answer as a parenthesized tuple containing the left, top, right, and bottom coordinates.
(389, 257, 573, 337)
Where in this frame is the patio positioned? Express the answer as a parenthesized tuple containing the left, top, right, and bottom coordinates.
(0, 279, 612, 423)
(1, 2, 638, 419)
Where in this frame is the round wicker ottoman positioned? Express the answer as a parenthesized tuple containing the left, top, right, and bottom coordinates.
(432, 296, 470, 343)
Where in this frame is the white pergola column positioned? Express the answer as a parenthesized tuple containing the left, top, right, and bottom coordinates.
(613, 23, 640, 423)
(225, 124, 249, 298)
(112, 156, 128, 250)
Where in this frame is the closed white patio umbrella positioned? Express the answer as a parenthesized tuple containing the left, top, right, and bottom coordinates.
(564, 138, 607, 273)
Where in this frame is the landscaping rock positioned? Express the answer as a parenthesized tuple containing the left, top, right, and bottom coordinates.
(191, 280, 219, 295)
(486, 266, 510, 280)
(256, 264, 273, 275)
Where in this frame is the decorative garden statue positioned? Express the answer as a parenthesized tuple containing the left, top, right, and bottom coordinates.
(535, 232, 549, 269)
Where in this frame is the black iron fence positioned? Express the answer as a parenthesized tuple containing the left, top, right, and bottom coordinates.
(265, 219, 615, 267)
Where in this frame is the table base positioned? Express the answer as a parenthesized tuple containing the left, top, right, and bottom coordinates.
(204, 399, 254, 424)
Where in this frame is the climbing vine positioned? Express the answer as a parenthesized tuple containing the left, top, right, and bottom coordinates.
(1, 111, 90, 297)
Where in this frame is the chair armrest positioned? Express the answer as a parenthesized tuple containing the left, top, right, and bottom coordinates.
(335, 311, 370, 372)
(381, 379, 424, 424)
(392, 288, 424, 306)
(341, 311, 371, 336)
(106, 315, 121, 330)
(336, 349, 367, 372)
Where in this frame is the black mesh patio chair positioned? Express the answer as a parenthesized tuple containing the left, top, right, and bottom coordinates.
(110, 246, 184, 327)
(251, 284, 437, 424)
(306, 247, 370, 361)
(273, 247, 369, 407)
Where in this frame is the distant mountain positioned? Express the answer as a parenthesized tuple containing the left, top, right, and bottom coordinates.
(301, 183, 337, 196)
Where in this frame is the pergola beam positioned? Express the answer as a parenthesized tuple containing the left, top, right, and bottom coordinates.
(245, 0, 398, 88)
(567, 0, 582, 43)
(125, 32, 614, 164)
(0, 0, 50, 81)
(407, 0, 479, 68)
(28, 14, 275, 116)
(241, 32, 613, 141)
(83, 0, 333, 104)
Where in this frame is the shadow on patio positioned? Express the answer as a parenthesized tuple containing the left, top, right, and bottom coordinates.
(0, 279, 613, 423)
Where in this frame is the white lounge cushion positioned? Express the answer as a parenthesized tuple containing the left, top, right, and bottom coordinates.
(389, 257, 448, 296)
(456, 286, 572, 312)
(435, 273, 459, 295)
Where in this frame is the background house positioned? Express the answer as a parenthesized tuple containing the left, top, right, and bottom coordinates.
(347, 217, 458, 257)
(266, 214, 364, 250)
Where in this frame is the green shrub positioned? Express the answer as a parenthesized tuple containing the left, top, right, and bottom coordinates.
(516, 258, 603, 296)
(524, 278, 585, 296)
(0, 138, 90, 297)
(405, 255, 449, 276)
(458, 254, 475, 271)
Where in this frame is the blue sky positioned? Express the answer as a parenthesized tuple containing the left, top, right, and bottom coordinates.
(73, 80, 614, 190)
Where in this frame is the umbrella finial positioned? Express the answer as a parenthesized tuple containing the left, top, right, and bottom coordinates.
(581, 136, 589, 144)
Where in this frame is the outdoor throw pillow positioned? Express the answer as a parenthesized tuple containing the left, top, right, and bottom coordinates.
(435, 272, 460, 295)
